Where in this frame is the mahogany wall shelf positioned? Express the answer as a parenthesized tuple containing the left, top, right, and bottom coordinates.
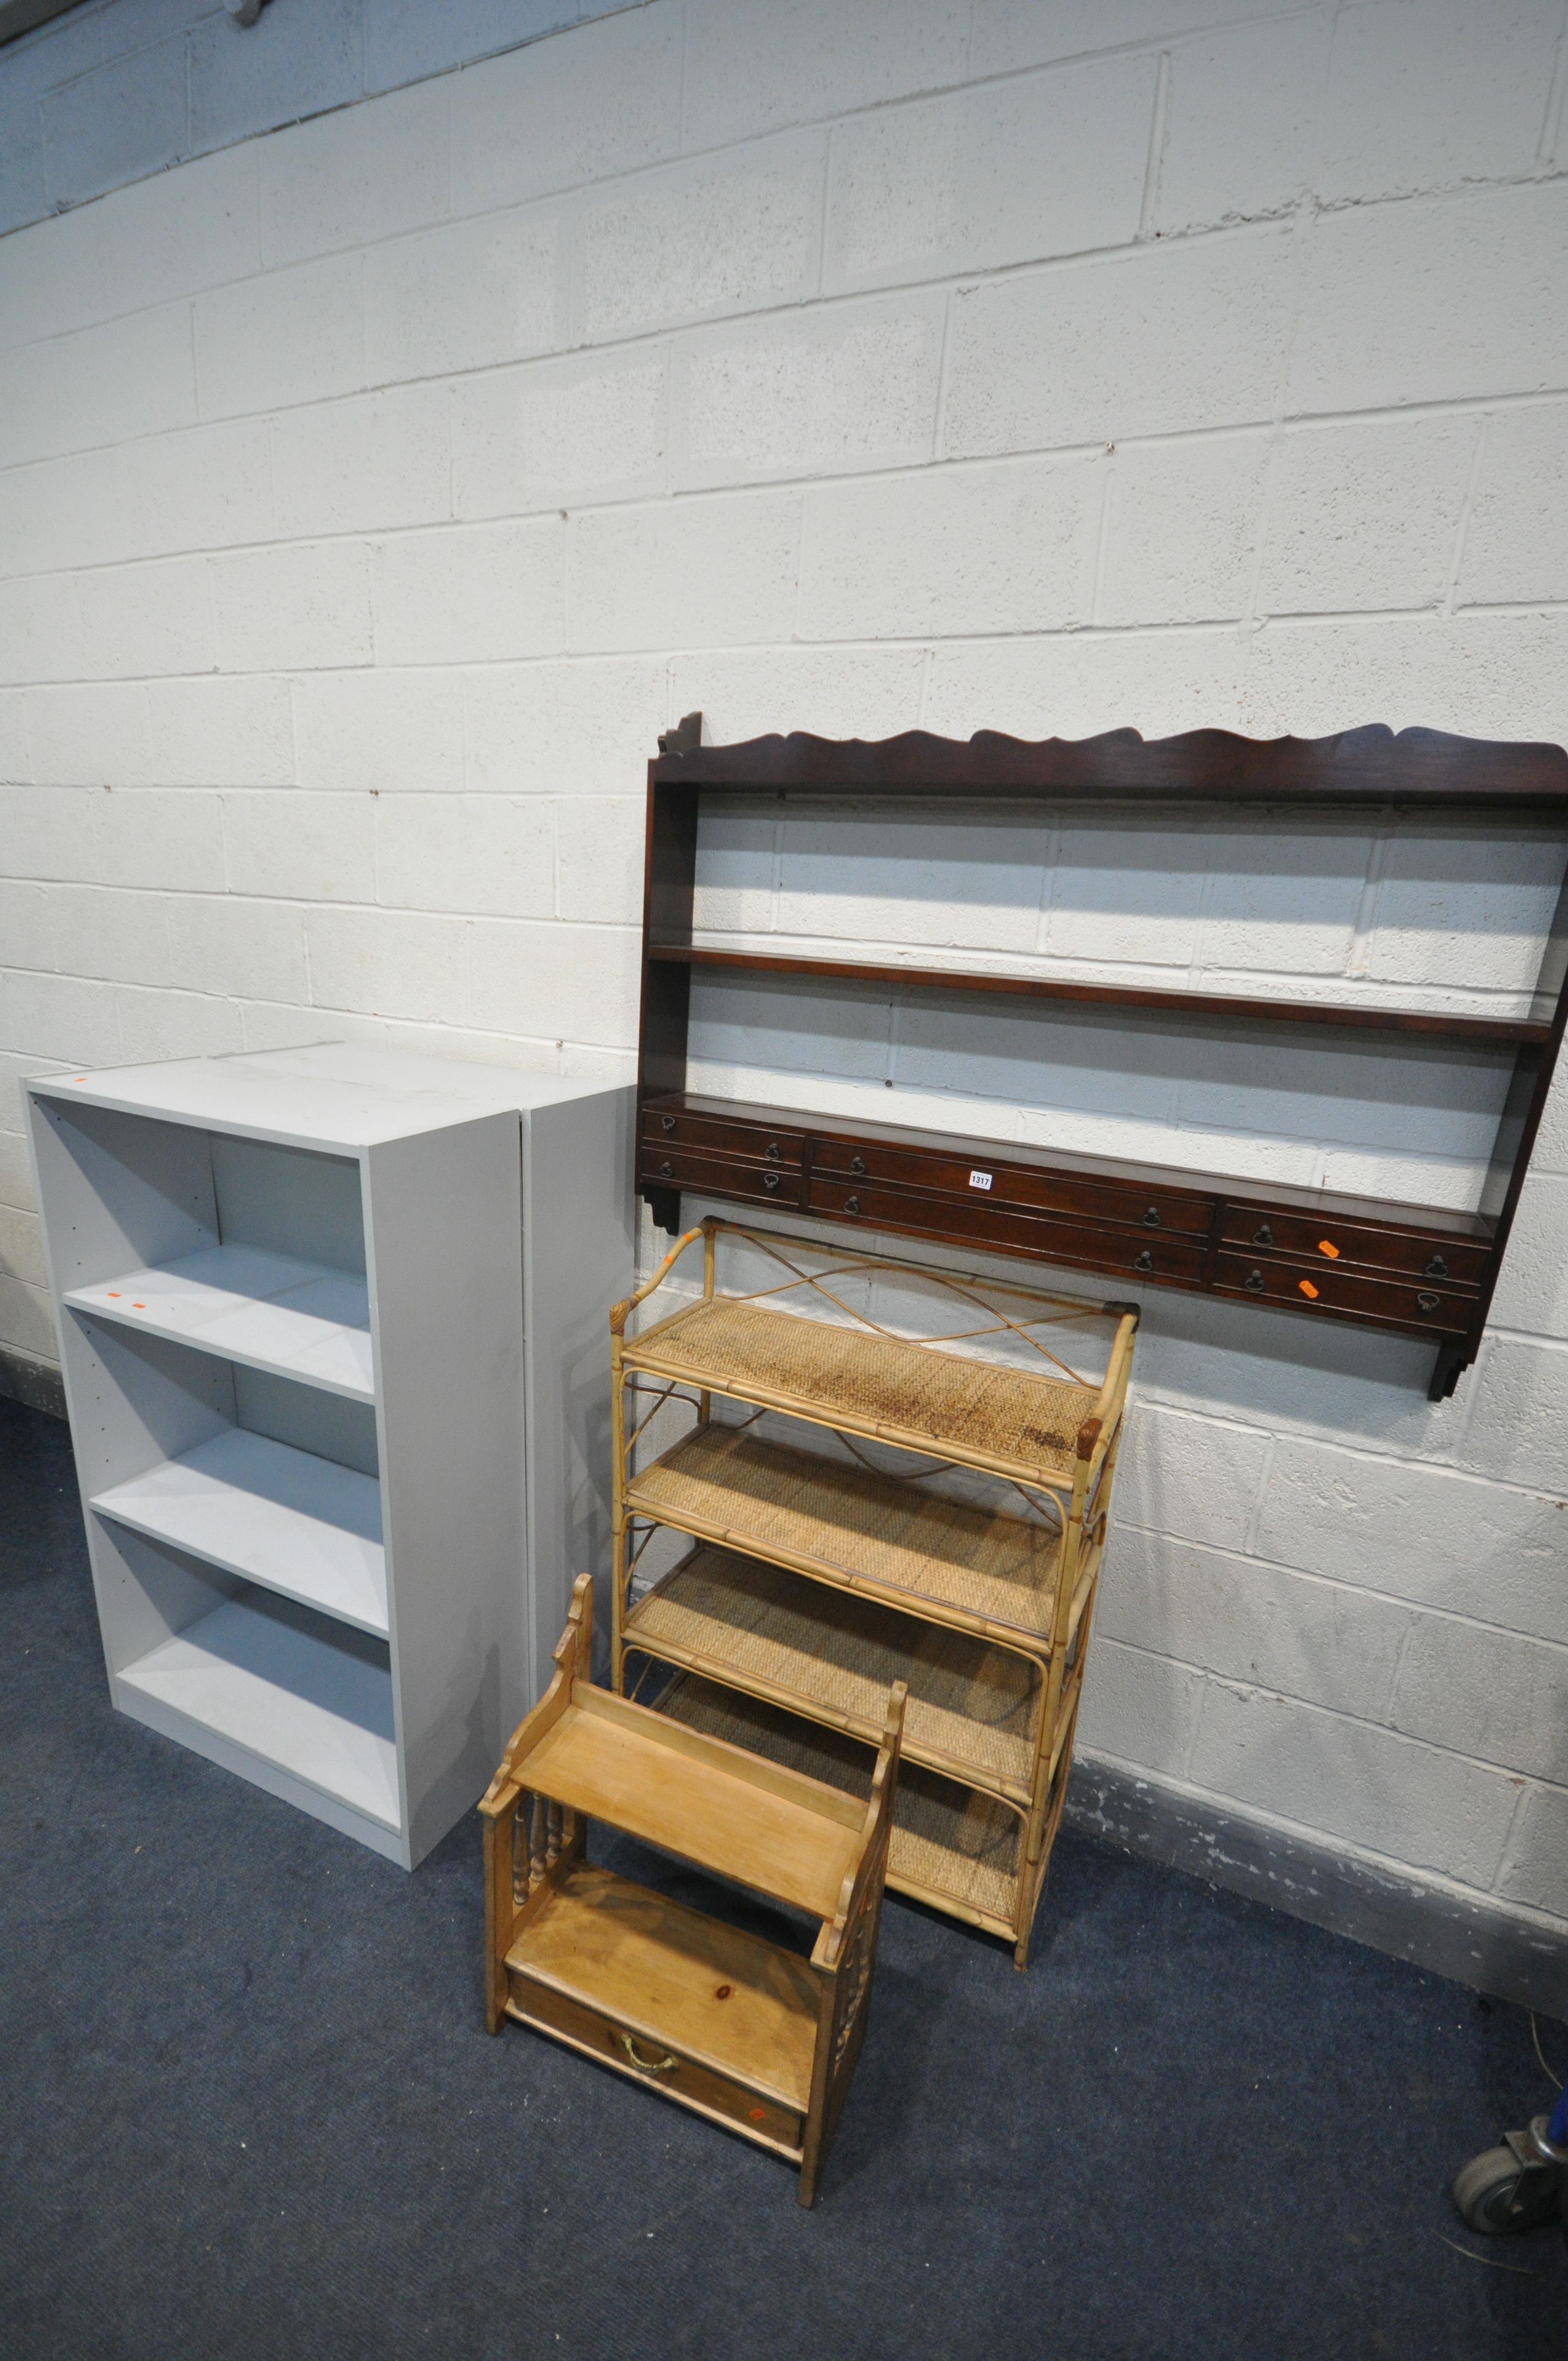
(634, 720, 1568, 1400)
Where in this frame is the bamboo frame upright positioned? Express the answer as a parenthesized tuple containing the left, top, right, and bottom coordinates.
(608, 1218, 1138, 1967)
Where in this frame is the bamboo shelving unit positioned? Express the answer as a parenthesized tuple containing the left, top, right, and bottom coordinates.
(609, 1218, 1137, 1969)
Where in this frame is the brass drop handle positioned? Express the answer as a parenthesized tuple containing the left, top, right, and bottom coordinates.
(660, 1114, 676, 1133)
(849, 1155, 867, 1177)
(762, 1171, 781, 1192)
(1133, 1249, 1153, 1273)
(658, 1160, 673, 1178)
(845, 1195, 861, 1215)
(1244, 1269, 1266, 1293)
(765, 1141, 781, 1161)
(1417, 1292, 1440, 1315)
(1424, 1255, 1449, 1280)
(1142, 1207, 1161, 1227)
(618, 2032, 678, 2075)
(1253, 1225, 1273, 1249)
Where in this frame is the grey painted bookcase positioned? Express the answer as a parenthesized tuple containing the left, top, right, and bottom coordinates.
(25, 1043, 633, 1869)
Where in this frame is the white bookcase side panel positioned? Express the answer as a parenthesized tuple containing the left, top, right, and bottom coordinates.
(91, 1428, 388, 1638)
(66, 1245, 375, 1402)
(364, 1113, 525, 1864)
(117, 1590, 400, 1834)
(521, 1086, 636, 1696)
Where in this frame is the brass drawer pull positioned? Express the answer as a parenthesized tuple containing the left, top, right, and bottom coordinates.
(619, 2032, 678, 2075)
(1416, 1292, 1440, 1315)
(849, 1155, 867, 1177)
(660, 1113, 676, 1133)
(1252, 1225, 1273, 1249)
(1142, 1206, 1161, 1227)
(1424, 1255, 1448, 1280)
(1244, 1269, 1266, 1293)
(845, 1195, 861, 1215)
(762, 1171, 781, 1191)
(765, 1141, 781, 1161)
(1133, 1249, 1153, 1273)
(658, 1160, 673, 1178)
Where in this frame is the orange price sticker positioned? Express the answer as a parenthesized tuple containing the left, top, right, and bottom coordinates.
(1317, 1239, 1340, 1259)
(1298, 1279, 1320, 1299)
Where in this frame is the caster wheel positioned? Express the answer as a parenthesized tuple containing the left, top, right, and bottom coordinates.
(1452, 2146, 1561, 2235)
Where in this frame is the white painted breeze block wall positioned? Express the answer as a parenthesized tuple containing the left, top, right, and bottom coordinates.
(2, 0, 1568, 1970)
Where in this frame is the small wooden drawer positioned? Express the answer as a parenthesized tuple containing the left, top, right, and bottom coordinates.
(641, 1106, 806, 1168)
(813, 1136, 1215, 1238)
(1218, 1205, 1489, 1286)
(508, 1971, 804, 2152)
(640, 1145, 803, 1207)
(808, 1174, 1209, 1285)
(1211, 1251, 1474, 1334)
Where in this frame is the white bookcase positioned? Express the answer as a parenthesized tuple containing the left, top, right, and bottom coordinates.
(25, 1043, 633, 1869)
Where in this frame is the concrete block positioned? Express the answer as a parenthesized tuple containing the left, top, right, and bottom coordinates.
(0, 1272, 58, 1363)
(0, 119, 48, 242)
(0, 576, 83, 689)
(1390, 1613, 1568, 1784)
(924, 627, 1248, 746)
(771, 809, 1042, 954)
(364, 0, 585, 95)
(1234, 609, 1568, 752)
(0, 786, 105, 879)
(304, 905, 467, 1023)
(272, 384, 451, 540)
(116, 984, 247, 1064)
(195, 254, 366, 421)
(1460, 403, 1568, 608)
(373, 518, 566, 666)
(211, 541, 375, 673)
(453, 351, 666, 521)
(187, 0, 361, 156)
(1187, 1680, 1520, 1886)
(0, 693, 28, 785)
(1265, 1426, 1568, 1634)
(146, 676, 296, 788)
(1490, 1172, 1568, 1339)
(376, 792, 553, 917)
(96, 139, 260, 316)
(0, 881, 54, 972)
(1043, 820, 1215, 969)
(579, 136, 824, 343)
(364, 209, 564, 382)
(295, 668, 465, 795)
(555, 797, 642, 924)
(1098, 1528, 1412, 1721)
(1317, 0, 1561, 206)
(221, 789, 375, 902)
(1367, 832, 1562, 996)
(116, 418, 276, 565)
(1098, 432, 1269, 625)
(25, 690, 156, 788)
(801, 458, 1098, 639)
(0, 302, 198, 470)
(449, 6, 681, 214)
(570, 490, 799, 652)
(162, 893, 309, 1004)
(673, 297, 944, 493)
(0, 969, 123, 1066)
(77, 557, 215, 681)
(0, 155, 113, 351)
(466, 915, 639, 1046)
(1155, 13, 1333, 235)
(0, 1128, 36, 1211)
(970, 0, 1285, 75)
(0, 1207, 46, 1310)
(683, 0, 968, 144)
(945, 227, 1294, 458)
(96, 788, 226, 894)
(1292, 181, 1568, 416)
(463, 656, 667, 795)
(667, 645, 925, 747)
(259, 77, 448, 268)
(1113, 1403, 1272, 1550)
(1496, 1783, 1568, 1913)
(40, 35, 188, 211)
(825, 55, 1154, 292)
(1074, 1636, 1207, 1770)
(1462, 1340, 1568, 1498)
(47, 883, 174, 988)
(1197, 828, 1369, 980)
(1260, 416, 1476, 618)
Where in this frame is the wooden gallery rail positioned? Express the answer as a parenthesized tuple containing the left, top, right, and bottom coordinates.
(634, 719, 1568, 1400)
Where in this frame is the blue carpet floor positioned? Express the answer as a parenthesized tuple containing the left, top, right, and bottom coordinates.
(2, 1389, 1564, 2360)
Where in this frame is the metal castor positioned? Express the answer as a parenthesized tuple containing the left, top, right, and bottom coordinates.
(1452, 2113, 1568, 2234)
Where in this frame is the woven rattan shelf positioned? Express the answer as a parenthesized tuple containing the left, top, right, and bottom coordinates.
(625, 1542, 1038, 1801)
(609, 1222, 1136, 1968)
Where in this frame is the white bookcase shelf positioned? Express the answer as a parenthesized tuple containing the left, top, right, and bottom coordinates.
(28, 1042, 633, 1868)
